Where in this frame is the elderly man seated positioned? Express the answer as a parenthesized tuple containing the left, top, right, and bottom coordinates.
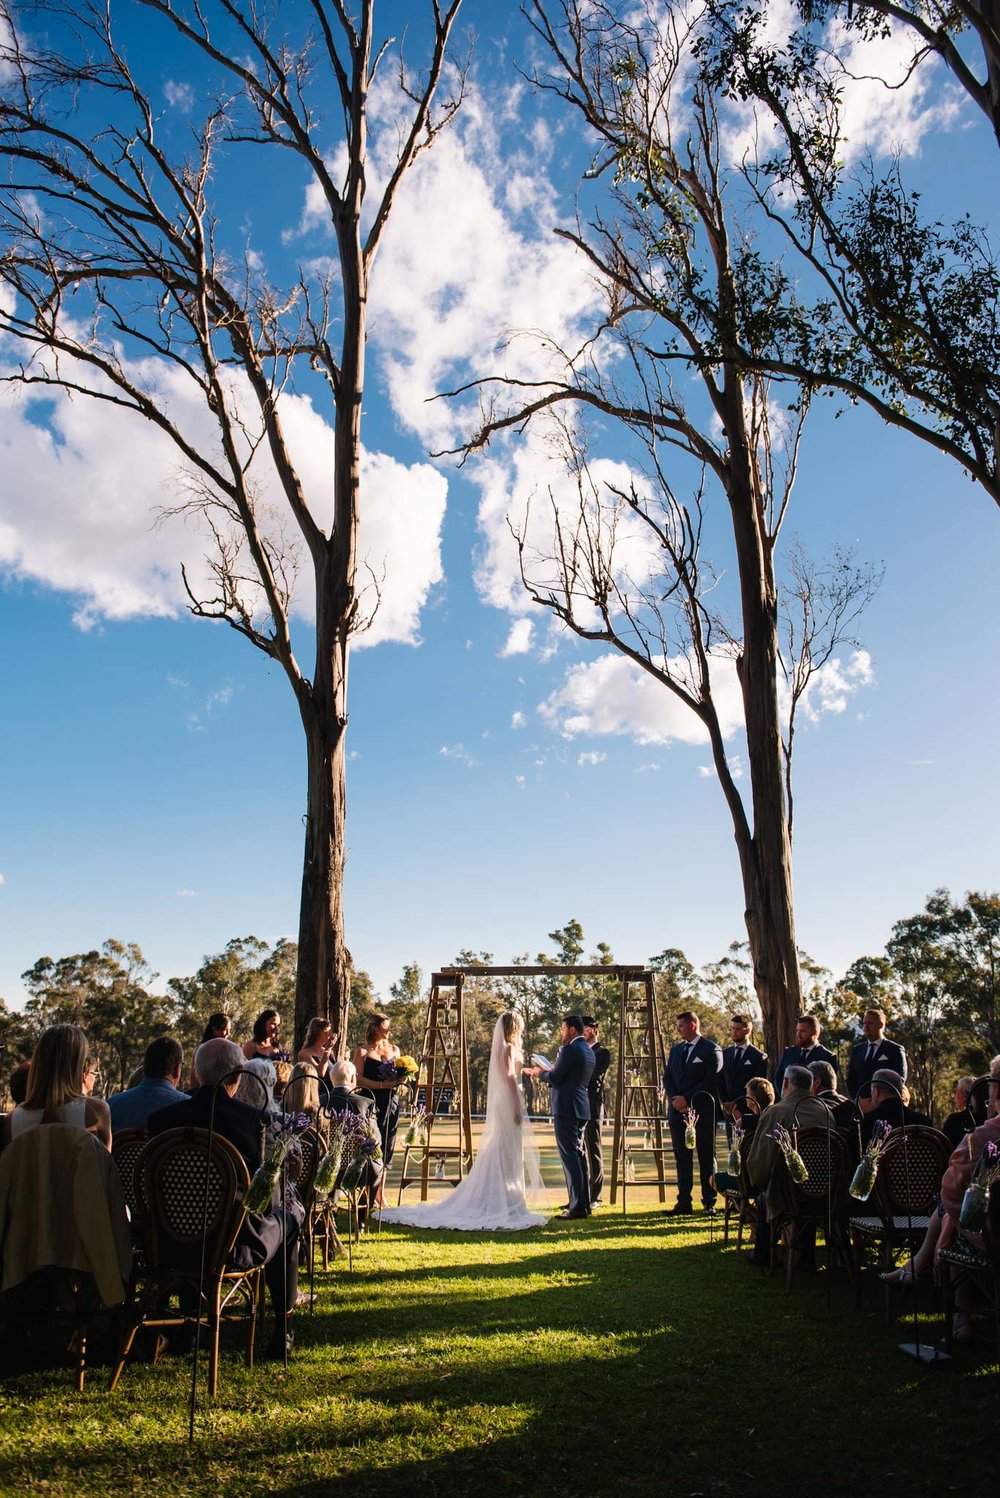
(148, 1037, 300, 1360)
(327, 1059, 382, 1225)
(746, 1063, 830, 1269)
(860, 1069, 931, 1146)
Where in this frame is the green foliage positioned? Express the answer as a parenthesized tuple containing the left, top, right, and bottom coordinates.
(21, 940, 173, 1094)
(168, 937, 297, 1056)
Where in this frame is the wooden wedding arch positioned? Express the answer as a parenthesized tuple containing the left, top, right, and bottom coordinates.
(396, 964, 670, 1208)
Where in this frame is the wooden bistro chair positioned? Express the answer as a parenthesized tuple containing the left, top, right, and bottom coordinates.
(286, 1124, 321, 1283)
(0, 1124, 132, 1391)
(769, 1126, 854, 1289)
(940, 1178, 1000, 1354)
(722, 1140, 758, 1250)
(110, 1128, 263, 1397)
(849, 1125, 951, 1319)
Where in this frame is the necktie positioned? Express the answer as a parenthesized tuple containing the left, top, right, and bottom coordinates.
(868, 1043, 877, 1061)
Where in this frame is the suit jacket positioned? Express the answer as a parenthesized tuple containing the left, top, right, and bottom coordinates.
(327, 1086, 375, 1124)
(846, 1038, 908, 1098)
(147, 1087, 286, 1271)
(721, 1043, 769, 1105)
(541, 1037, 595, 1120)
(148, 1087, 264, 1175)
(773, 1043, 838, 1095)
(816, 1089, 860, 1134)
(108, 1076, 182, 1133)
(746, 1089, 831, 1204)
(663, 1035, 724, 1120)
(860, 1098, 932, 1147)
(587, 1043, 612, 1118)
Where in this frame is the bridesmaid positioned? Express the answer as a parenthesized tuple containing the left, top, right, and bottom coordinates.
(353, 1014, 401, 1169)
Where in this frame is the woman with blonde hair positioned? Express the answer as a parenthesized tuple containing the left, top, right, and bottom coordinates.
(3, 1024, 111, 1149)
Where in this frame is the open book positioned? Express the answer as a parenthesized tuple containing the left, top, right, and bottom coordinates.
(532, 1053, 554, 1071)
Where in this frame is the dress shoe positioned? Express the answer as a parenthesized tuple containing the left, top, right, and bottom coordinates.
(702, 1205, 719, 1217)
(589, 1198, 604, 1209)
(556, 1207, 590, 1219)
(664, 1202, 693, 1216)
(262, 1327, 294, 1361)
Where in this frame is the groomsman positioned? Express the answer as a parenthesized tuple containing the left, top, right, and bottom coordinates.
(663, 1011, 723, 1215)
(720, 1014, 769, 1129)
(846, 1008, 907, 1108)
(772, 1014, 838, 1096)
(582, 1015, 612, 1207)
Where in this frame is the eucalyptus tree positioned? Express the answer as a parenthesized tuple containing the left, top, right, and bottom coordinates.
(699, 0, 1000, 507)
(0, 0, 466, 1045)
(445, 0, 879, 1058)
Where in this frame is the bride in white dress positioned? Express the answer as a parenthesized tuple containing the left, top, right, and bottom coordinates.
(380, 1011, 548, 1231)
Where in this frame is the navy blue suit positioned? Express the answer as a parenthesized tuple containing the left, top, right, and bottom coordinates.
(846, 1038, 907, 1099)
(541, 1037, 595, 1213)
(773, 1043, 838, 1096)
(720, 1043, 770, 1105)
(664, 1035, 723, 1209)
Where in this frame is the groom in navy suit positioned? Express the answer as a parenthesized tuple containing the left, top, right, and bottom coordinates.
(531, 1015, 596, 1219)
(664, 1010, 723, 1216)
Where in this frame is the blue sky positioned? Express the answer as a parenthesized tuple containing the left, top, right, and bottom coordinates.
(1, 1, 998, 1009)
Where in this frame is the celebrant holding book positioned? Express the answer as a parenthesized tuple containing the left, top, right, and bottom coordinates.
(526, 1015, 595, 1219)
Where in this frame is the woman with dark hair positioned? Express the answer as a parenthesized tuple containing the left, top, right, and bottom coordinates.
(242, 1009, 287, 1062)
(2, 1024, 111, 1149)
(201, 1012, 231, 1043)
(353, 1014, 402, 1168)
(298, 1017, 337, 1079)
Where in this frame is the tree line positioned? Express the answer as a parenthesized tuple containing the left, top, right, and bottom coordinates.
(2, 891, 996, 1121)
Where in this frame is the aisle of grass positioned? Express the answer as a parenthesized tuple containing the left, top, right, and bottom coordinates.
(0, 1209, 996, 1496)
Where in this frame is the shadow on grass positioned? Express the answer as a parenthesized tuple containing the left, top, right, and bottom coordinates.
(0, 1216, 996, 1498)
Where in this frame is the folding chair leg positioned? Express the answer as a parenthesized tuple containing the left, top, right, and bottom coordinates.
(209, 1284, 222, 1400)
(109, 1315, 142, 1392)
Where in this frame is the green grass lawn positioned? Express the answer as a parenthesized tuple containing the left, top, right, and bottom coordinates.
(1, 1201, 997, 1496)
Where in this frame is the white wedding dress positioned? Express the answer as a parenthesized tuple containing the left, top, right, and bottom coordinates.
(380, 1019, 548, 1232)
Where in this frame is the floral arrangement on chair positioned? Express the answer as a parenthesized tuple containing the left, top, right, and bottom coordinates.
(244, 1112, 312, 1213)
(727, 1124, 745, 1176)
(768, 1124, 809, 1184)
(313, 1110, 367, 1195)
(959, 1141, 1000, 1230)
(849, 1119, 892, 1201)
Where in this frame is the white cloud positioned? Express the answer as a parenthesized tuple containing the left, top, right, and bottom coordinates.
(577, 751, 607, 766)
(797, 650, 875, 723)
(541, 651, 745, 747)
(176, 888, 198, 898)
(515, 774, 526, 788)
(439, 743, 476, 767)
(0, 350, 446, 647)
(0, 871, 5, 885)
(206, 682, 233, 712)
(511, 710, 526, 729)
(166, 674, 189, 689)
(163, 80, 195, 113)
(501, 618, 534, 657)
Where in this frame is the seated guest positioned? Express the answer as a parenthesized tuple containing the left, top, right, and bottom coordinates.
(327, 1059, 382, 1222)
(941, 1075, 978, 1149)
(887, 1057, 1000, 1326)
(148, 1038, 300, 1360)
(237, 1057, 279, 1117)
(847, 1008, 907, 1111)
(2, 1025, 111, 1149)
(773, 1015, 838, 1095)
(746, 1064, 830, 1267)
(108, 1038, 184, 1132)
(7, 1061, 30, 1107)
(809, 1060, 860, 1133)
(860, 1069, 931, 1145)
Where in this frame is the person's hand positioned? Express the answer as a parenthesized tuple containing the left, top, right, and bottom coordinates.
(523, 1066, 540, 1078)
(722, 1101, 734, 1116)
(672, 1095, 688, 1112)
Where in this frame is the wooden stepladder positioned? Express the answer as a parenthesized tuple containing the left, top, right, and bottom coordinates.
(609, 969, 668, 1209)
(396, 969, 475, 1202)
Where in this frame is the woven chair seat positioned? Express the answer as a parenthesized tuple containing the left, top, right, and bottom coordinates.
(939, 1246, 992, 1271)
(851, 1213, 931, 1236)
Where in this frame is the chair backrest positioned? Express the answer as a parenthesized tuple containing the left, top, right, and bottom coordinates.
(286, 1125, 321, 1203)
(875, 1126, 951, 1216)
(139, 1128, 249, 1276)
(111, 1129, 148, 1219)
(771, 1126, 848, 1213)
